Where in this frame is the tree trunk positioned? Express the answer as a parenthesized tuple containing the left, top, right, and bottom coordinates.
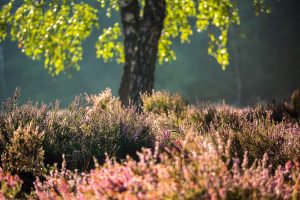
(229, 28, 242, 106)
(0, 45, 5, 98)
(119, 0, 166, 106)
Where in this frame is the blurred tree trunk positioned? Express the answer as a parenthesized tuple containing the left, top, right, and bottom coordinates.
(119, 0, 166, 106)
(230, 28, 242, 106)
(0, 45, 5, 97)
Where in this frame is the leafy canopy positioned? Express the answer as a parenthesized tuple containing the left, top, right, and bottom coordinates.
(0, 0, 270, 75)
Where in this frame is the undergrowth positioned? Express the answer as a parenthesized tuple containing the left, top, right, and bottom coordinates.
(0, 88, 300, 199)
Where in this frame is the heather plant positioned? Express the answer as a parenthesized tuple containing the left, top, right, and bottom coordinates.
(33, 134, 300, 200)
(43, 92, 158, 170)
(0, 90, 160, 172)
(266, 103, 298, 123)
(0, 168, 22, 199)
(1, 89, 300, 198)
(252, 92, 300, 123)
(209, 112, 300, 168)
(0, 90, 48, 154)
(141, 91, 187, 120)
(85, 88, 121, 112)
(1, 89, 48, 129)
(1, 122, 45, 176)
(184, 105, 244, 133)
(291, 89, 300, 115)
(179, 102, 300, 169)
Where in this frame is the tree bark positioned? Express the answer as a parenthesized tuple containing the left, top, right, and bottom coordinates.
(119, 0, 166, 106)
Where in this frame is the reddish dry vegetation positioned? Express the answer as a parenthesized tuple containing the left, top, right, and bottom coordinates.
(1, 89, 300, 199)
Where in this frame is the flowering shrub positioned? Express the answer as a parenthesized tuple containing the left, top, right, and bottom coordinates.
(1, 123, 45, 176)
(184, 104, 245, 132)
(34, 135, 300, 199)
(291, 89, 300, 114)
(141, 91, 187, 119)
(204, 111, 300, 168)
(1, 89, 300, 199)
(85, 88, 121, 112)
(1, 89, 159, 172)
(0, 168, 22, 199)
(0, 89, 48, 154)
(43, 96, 156, 170)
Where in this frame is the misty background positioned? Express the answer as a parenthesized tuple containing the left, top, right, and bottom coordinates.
(0, 0, 299, 107)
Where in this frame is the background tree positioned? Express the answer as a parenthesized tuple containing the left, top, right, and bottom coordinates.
(0, 0, 270, 105)
(0, 45, 5, 97)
